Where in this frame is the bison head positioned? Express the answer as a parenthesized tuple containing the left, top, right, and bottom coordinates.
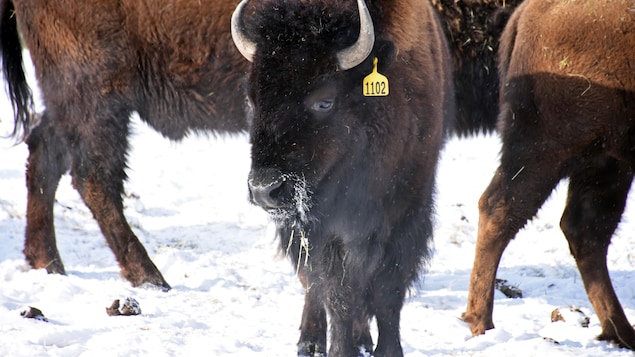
(232, 0, 396, 233)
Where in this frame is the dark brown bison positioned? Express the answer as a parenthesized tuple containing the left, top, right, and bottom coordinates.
(461, 0, 635, 349)
(1, 0, 249, 290)
(231, 0, 454, 355)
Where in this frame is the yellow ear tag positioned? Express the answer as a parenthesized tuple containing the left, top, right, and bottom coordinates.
(363, 57, 389, 97)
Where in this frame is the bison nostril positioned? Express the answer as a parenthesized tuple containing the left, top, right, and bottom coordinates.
(249, 180, 285, 209)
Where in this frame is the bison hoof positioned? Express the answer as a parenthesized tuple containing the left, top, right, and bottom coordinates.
(44, 259, 66, 275)
(126, 268, 171, 292)
(597, 330, 635, 350)
(137, 280, 171, 292)
(297, 341, 326, 357)
(460, 312, 494, 336)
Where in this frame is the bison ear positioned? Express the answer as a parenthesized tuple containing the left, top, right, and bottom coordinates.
(351, 39, 395, 75)
(372, 39, 396, 72)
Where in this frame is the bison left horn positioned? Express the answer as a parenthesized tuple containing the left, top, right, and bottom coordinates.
(231, 0, 375, 71)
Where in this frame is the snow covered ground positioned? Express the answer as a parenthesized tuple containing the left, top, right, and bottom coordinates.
(1, 70, 634, 356)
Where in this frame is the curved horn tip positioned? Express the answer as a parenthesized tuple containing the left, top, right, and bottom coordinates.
(231, 0, 257, 62)
(336, 0, 375, 71)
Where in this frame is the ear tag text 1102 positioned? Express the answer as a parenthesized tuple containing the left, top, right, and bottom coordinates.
(363, 57, 389, 97)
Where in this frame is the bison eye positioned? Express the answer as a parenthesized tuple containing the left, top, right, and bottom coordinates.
(312, 99, 334, 112)
(305, 82, 337, 117)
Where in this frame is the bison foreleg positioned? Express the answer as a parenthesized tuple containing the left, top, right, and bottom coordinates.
(297, 267, 372, 357)
(370, 268, 406, 357)
(297, 268, 327, 357)
(322, 256, 369, 357)
(353, 314, 373, 355)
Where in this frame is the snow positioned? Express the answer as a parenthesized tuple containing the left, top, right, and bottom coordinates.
(1, 67, 634, 357)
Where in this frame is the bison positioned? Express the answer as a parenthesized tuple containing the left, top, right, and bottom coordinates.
(0, 0, 251, 290)
(231, 0, 454, 355)
(461, 0, 635, 349)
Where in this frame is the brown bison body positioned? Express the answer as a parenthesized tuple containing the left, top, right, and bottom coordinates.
(1, 0, 249, 290)
(462, 0, 635, 349)
(232, 0, 453, 355)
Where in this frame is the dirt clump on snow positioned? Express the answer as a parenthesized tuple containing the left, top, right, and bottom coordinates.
(106, 297, 142, 316)
(495, 278, 523, 298)
(20, 306, 48, 322)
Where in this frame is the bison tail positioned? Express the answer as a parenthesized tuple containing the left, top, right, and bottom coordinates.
(1, 0, 34, 141)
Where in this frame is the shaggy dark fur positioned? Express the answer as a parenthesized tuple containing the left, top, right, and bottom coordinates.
(238, 0, 453, 355)
(431, 0, 523, 135)
(462, 0, 635, 350)
(1, 0, 250, 290)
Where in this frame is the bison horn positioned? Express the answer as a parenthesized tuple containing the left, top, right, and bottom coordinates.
(231, 0, 257, 62)
(231, 0, 375, 70)
(337, 0, 375, 71)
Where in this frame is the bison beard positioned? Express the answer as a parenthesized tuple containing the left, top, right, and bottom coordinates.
(233, 0, 453, 356)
